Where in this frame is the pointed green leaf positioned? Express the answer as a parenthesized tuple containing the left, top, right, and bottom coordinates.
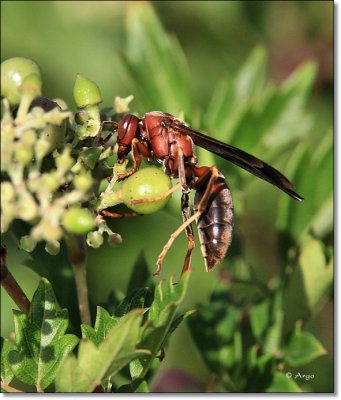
(266, 372, 302, 392)
(116, 2, 190, 116)
(310, 194, 333, 238)
(115, 287, 150, 318)
(127, 252, 154, 294)
(188, 284, 241, 373)
(277, 127, 333, 240)
(284, 324, 327, 367)
(264, 291, 283, 354)
(81, 306, 118, 346)
(6, 279, 78, 390)
(250, 300, 271, 341)
(283, 238, 333, 330)
(55, 309, 148, 392)
(118, 378, 149, 393)
(79, 147, 102, 169)
(131, 271, 191, 380)
(234, 46, 267, 101)
(1, 337, 14, 385)
(148, 271, 190, 324)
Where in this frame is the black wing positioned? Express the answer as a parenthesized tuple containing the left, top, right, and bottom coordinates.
(171, 121, 303, 201)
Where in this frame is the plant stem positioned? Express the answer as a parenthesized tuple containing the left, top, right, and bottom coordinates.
(0, 381, 24, 393)
(65, 234, 91, 325)
(0, 246, 30, 314)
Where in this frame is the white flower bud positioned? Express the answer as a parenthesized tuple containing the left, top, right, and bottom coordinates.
(87, 231, 104, 248)
(19, 235, 37, 252)
(45, 240, 60, 255)
(17, 190, 38, 221)
(113, 95, 134, 114)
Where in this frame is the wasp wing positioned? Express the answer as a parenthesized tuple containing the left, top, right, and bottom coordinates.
(171, 122, 303, 201)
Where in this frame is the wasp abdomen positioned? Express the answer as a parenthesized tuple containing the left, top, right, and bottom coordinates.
(194, 174, 233, 272)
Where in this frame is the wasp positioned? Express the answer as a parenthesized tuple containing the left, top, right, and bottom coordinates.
(98, 111, 302, 276)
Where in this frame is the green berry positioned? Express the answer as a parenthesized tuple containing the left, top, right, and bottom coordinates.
(121, 167, 172, 214)
(73, 74, 102, 108)
(62, 207, 96, 234)
(1, 57, 41, 106)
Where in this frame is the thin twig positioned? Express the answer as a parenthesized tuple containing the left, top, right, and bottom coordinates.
(0, 246, 30, 314)
(65, 235, 91, 325)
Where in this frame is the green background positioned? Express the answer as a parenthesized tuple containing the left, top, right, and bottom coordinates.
(1, 1, 333, 393)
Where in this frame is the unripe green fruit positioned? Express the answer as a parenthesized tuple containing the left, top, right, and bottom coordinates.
(121, 167, 172, 214)
(62, 208, 96, 234)
(1, 57, 41, 106)
(73, 74, 102, 108)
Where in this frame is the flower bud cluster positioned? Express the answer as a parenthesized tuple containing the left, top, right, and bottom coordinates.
(0, 94, 97, 255)
(1, 58, 134, 256)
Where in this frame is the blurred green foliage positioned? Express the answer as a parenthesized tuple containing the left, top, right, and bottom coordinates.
(1, 0, 333, 393)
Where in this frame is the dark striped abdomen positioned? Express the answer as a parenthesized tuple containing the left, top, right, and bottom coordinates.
(194, 172, 233, 271)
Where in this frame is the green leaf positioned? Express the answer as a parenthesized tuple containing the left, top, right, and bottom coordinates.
(262, 61, 317, 149)
(250, 300, 271, 341)
(114, 288, 150, 318)
(127, 251, 154, 294)
(116, 2, 191, 116)
(55, 309, 148, 392)
(7, 278, 78, 391)
(205, 51, 316, 155)
(187, 283, 241, 373)
(283, 323, 327, 367)
(283, 238, 333, 331)
(10, 222, 81, 331)
(234, 46, 267, 102)
(81, 306, 118, 346)
(205, 46, 267, 140)
(245, 353, 275, 392)
(79, 147, 102, 169)
(266, 372, 302, 392)
(118, 379, 149, 393)
(277, 127, 333, 240)
(132, 271, 191, 381)
(264, 291, 284, 354)
(1, 337, 14, 385)
(310, 194, 333, 238)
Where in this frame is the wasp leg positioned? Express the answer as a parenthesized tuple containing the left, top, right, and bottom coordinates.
(180, 190, 195, 276)
(155, 166, 220, 275)
(154, 148, 196, 277)
(116, 138, 150, 181)
(93, 121, 118, 146)
(131, 182, 181, 205)
(101, 210, 142, 218)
